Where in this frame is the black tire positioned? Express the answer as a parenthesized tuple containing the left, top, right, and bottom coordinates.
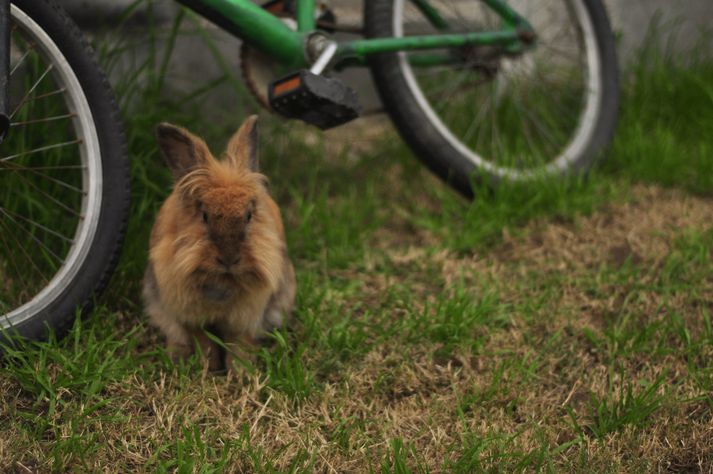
(0, 0, 130, 343)
(365, 0, 620, 196)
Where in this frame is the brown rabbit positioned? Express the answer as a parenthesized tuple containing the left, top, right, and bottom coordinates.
(143, 116, 296, 371)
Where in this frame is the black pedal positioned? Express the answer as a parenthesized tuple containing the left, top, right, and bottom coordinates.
(269, 70, 361, 130)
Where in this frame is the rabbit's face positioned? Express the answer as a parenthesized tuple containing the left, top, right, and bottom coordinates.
(195, 182, 258, 275)
(155, 116, 274, 281)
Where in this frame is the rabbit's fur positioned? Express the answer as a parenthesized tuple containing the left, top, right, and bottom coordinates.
(143, 116, 295, 371)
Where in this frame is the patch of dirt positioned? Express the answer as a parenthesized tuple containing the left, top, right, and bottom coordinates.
(497, 185, 713, 270)
(433, 184, 713, 326)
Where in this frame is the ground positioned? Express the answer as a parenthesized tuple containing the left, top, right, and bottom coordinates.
(1, 12, 712, 474)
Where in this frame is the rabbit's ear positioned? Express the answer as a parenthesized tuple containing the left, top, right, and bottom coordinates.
(156, 123, 210, 180)
(226, 115, 259, 172)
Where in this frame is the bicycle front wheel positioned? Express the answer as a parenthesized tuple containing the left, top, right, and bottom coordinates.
(0, 0, 130, 342)
(365, 0, 620, 195)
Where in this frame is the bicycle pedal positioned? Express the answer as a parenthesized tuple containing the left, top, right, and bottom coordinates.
(269, 70, 361, 130)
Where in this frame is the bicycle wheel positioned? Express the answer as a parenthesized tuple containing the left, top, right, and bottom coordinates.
(0, 0, 130, 342)
(365, 0, 619, 195)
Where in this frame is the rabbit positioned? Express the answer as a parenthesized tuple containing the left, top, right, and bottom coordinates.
(143, 116, 296, 371)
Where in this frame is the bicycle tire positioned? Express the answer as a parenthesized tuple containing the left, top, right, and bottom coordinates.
(365, 0, 620, 196)
(0, 0, 130, 343)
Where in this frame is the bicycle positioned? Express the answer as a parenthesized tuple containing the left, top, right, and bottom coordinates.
(0, 0, 619, 341)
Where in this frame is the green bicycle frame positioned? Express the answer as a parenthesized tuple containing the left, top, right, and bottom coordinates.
(176, 0, 534, 68)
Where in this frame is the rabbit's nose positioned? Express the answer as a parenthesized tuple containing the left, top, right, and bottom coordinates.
(216, 255, 239, 269)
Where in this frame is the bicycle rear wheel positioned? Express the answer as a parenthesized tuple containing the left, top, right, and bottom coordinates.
(365, 0, 620, 195)
(0, 0, 129, 342)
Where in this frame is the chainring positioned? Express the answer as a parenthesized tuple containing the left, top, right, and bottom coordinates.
(241, 1, 341, 110)
(240, 44, 286, 110)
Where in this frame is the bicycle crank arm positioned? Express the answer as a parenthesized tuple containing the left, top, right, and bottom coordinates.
(0, 0, 11, 142)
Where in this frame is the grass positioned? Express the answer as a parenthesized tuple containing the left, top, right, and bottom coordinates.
(1, 4, 713, 472)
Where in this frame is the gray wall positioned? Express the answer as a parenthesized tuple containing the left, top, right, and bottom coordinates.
(604, 0, 713, 57)
(59, 0, 713, 112)
(63, 0, 713, 57)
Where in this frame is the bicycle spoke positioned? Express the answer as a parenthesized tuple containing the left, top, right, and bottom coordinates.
(7, 169, 84, 218)
(517, 99, 567, 155)
(530, 67, 585, 115)
(10, 42, 37, 76)
(461, 97, 490, 147)
(512, 92, 547, 166)
(431, 71, 478, 115)
(0, 206, 75, 244)
(0, 211, 51, 286)
(19, 87, 67, 104)
(489, 91, 506, 162)
(536, 43, 581, 65)
(474, 82, 497, 153)
(0, 223, 34, 299)
(496, 65, 585, 155)
(11, 112, 77, 127)
(0, 164, 86, 171)
(510, 70, 584, 127)
(10, 63, 54, 119)
(1, 160, 85, 193)
(0, 139, 82, 162)
(0, 207, 64, 264)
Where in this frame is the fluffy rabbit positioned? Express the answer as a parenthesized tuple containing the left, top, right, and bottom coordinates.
(143, 116, 295, 371)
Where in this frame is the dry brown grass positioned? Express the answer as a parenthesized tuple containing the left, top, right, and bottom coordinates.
(2, 183, 711, 472)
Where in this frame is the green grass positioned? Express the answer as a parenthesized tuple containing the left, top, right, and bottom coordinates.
(1, 5, 713, 472)
(603, 41, 713, 195)
(583, 373, 667, 439)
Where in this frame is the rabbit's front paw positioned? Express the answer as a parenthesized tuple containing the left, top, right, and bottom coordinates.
(261, 308, 284, 334)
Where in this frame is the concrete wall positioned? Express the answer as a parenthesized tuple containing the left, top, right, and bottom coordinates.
(59, 0, 713, 112)
(604, 0, 713, 57)
(63, 0, 713, 57)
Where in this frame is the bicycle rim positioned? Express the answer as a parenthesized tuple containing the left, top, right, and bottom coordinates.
(394, 0, 603, 179)
(0, 5, 102, 328)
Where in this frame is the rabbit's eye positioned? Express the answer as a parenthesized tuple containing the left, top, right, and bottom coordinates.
(202, 212, 209, 224)
(246, 211, 253, 223)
